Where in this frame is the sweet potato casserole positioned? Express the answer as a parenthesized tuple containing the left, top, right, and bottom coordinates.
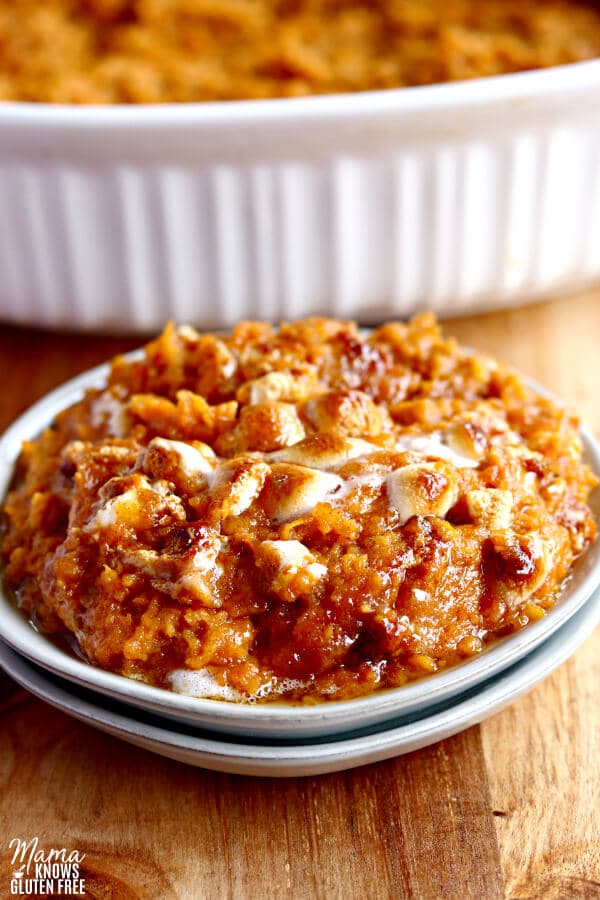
(1, 1, 600, 103)
(1, 316, 597, 702)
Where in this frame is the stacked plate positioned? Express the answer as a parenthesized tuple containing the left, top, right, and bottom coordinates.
(1, 364, 600, 776)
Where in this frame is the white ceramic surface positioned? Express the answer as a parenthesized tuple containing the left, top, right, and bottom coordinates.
(1, 355, 599, 738)
(2, 61, 600, 332)
(1, 585, 598, 777)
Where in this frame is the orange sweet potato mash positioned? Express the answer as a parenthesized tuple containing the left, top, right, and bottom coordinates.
(1, 316, 597, 702)
(1, 0, 600, 103)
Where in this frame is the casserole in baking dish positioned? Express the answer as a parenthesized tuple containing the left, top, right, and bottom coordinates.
(1, 3, 600, 330)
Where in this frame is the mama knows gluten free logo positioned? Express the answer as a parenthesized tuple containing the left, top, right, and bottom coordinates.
(8, 837, 86, 896)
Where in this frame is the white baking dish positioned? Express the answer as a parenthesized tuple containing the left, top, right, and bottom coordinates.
(2, 60, 600, 332)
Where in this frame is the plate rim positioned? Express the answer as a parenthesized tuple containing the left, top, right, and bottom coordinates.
(0, 584, 598, 774)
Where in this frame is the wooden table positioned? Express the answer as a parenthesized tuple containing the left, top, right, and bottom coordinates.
(1, 293, 599, 899)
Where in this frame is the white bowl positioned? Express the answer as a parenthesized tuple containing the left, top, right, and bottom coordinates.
(2, 61, 600, 332)
(1, 355, 599, 738)
(1, 584, 598, 776)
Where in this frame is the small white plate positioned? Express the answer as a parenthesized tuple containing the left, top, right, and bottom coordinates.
(1, 358, 600, 739)
(1, 585, 598, 777)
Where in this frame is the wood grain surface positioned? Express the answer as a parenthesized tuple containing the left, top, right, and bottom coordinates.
(0, 293, 599, 900)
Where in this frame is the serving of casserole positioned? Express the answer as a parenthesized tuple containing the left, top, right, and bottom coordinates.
(2, 316, 596, 705)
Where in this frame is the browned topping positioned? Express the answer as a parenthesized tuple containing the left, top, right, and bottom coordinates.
(1, 1, 600, 103)
(1, 315, 597, 702)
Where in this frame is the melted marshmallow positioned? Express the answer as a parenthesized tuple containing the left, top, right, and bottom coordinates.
(85, 486, 139, 530)
(271, 466, 344, 522)
(270, 437, 380, 471)
(395, 432, 479, 468)
(91, 390, 128, 437)
(150, 437, 217, 485)
(261, 539, 327, 579)
(169, 668, 242, 702)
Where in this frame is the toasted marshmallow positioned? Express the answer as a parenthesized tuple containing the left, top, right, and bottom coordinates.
(333, 472, 386, 505)
(259, 540, 327, 578)
(86, 474, 186, 533)
(386, 463, 457, 525)
(176, 324, 200, 342)
(255, 539, 327, 601)
(238, 371, 315, 406)
(141, 437, 217, 489)
(119, 526, 223, 608)
(121, 546, 169, 576)
(177, 544, 223, 607)
(265, 463, 344, 522)
(271, 434, 380, 471)
(466, 488, 513, 530)
(87, 489, 135, 529)
(211, 458, 269, 517)
(488, 530, 554, 607)
(444, 422, 487, 462)
(395, 432, 479, 468)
